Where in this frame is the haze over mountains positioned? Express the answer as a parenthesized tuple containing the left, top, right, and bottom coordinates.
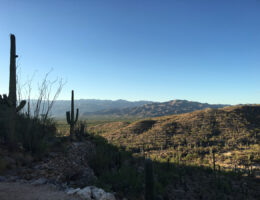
(48, 99, 152, 118)
(48, 99, 229, 119)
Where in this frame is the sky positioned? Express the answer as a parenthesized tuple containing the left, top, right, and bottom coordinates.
(0, 0, 260, 104)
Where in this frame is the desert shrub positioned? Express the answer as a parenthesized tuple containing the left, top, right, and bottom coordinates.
(88, 134, 143, 199)
(0, 158, 7, 175)
(0, 117, 8, 142)
(75, 120, 88, 140)
(16, 114, 57, 158)
(97, 166, 143, 198)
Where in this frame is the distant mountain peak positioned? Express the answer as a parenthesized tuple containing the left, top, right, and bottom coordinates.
(82, 99, 229, 119)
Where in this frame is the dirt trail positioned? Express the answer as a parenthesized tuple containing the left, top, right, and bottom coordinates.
(0, 182, 81, 200)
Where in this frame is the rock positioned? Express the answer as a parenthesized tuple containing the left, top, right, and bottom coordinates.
(77, 187, 92, 199)
(137, 166, 144, 173)
(67, 186, 116, 200)
(3, 156, 16, 169)
(100, 193, 116, 200)
(22, 154, 33, 166)
(0, 176, 6, 182)
(33, 164, 41, 170)
(12, 152, 33, 166)
(92, 187, 104, 199)
(67, 188, 81, 195)
(31, 178, 48, 185)
(63, 163, 96, 187)
(80, 168, 97, 185)
(8, 176, 19, 182)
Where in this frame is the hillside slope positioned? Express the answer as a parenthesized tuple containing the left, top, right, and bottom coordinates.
(84, 100, 228, 118)
(89, 105, 260, 170)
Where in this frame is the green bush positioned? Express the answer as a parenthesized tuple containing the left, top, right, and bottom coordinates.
(0, 113, 57, 159)
(88, 134, 143, 199)
(16, 115, 57, 158)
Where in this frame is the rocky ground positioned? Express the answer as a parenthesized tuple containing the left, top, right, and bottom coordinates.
(0, 179, 116, 200)
(1, 140, 96, 184)
(0, 181, 81, 200)
(0, 140, 117, 200)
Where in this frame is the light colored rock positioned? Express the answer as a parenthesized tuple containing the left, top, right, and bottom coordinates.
(100, 193, 116, 200)
(77, 187, 92, 199)
(67, 186, 116, 200)
(31, 178, 48, 185)
(92, 187, 105, 199)
(66, 188, 81, 195)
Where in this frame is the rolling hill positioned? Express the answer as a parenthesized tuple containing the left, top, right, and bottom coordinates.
(88, 105, 260, 172)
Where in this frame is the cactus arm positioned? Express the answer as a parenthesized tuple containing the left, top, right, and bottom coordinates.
(26, 101, 30, 117)
(66, 111, 71, 124)
(3, 95, 12, 106)
(16, 100, 26, 112)
(74, 108, 79, 123)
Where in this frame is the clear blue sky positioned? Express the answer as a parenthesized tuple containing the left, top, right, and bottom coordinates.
(0, 0, 260, 104)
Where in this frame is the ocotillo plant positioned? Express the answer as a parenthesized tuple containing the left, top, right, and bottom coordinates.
(66, 90, 79, 139)
(145, 159, 154, 200)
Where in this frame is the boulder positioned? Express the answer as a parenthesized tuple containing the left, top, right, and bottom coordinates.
(100, 193, 116, 200)
(31, 178, 48, 185)
(67, 188, 81, 195)
(77, 187, 92, 199)
(92, 187, 104, 199)
(67, 186, 116, 200)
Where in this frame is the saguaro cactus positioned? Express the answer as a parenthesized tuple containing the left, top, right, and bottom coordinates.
(7, 34, 26, 149)
(8, 34, 26, 111)
(66, 90, 79, 139)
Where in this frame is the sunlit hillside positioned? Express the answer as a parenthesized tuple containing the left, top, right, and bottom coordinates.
(89, 105, 260, 173)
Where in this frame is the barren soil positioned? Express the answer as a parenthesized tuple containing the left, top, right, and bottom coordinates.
(0, 181, 80, 200)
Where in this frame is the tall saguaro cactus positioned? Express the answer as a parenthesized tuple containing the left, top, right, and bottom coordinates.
(8, 34, 26, 111)
(9, 34, 17, 108)
(66, 90, 79, 139)
(7, 34, 26, 149)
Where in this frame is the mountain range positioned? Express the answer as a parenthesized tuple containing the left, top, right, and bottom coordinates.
(82, 99, 229, 119)
(46, 99, 229, 119)
(45, 99, 152, 118)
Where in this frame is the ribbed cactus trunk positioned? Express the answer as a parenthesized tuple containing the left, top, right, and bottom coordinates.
(70, 90, 75, 137)
(66, 90, 79, 140)
(6, 34, 26, 150)
(9, 34, 17, 107)
(8, 34, 18, 150)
